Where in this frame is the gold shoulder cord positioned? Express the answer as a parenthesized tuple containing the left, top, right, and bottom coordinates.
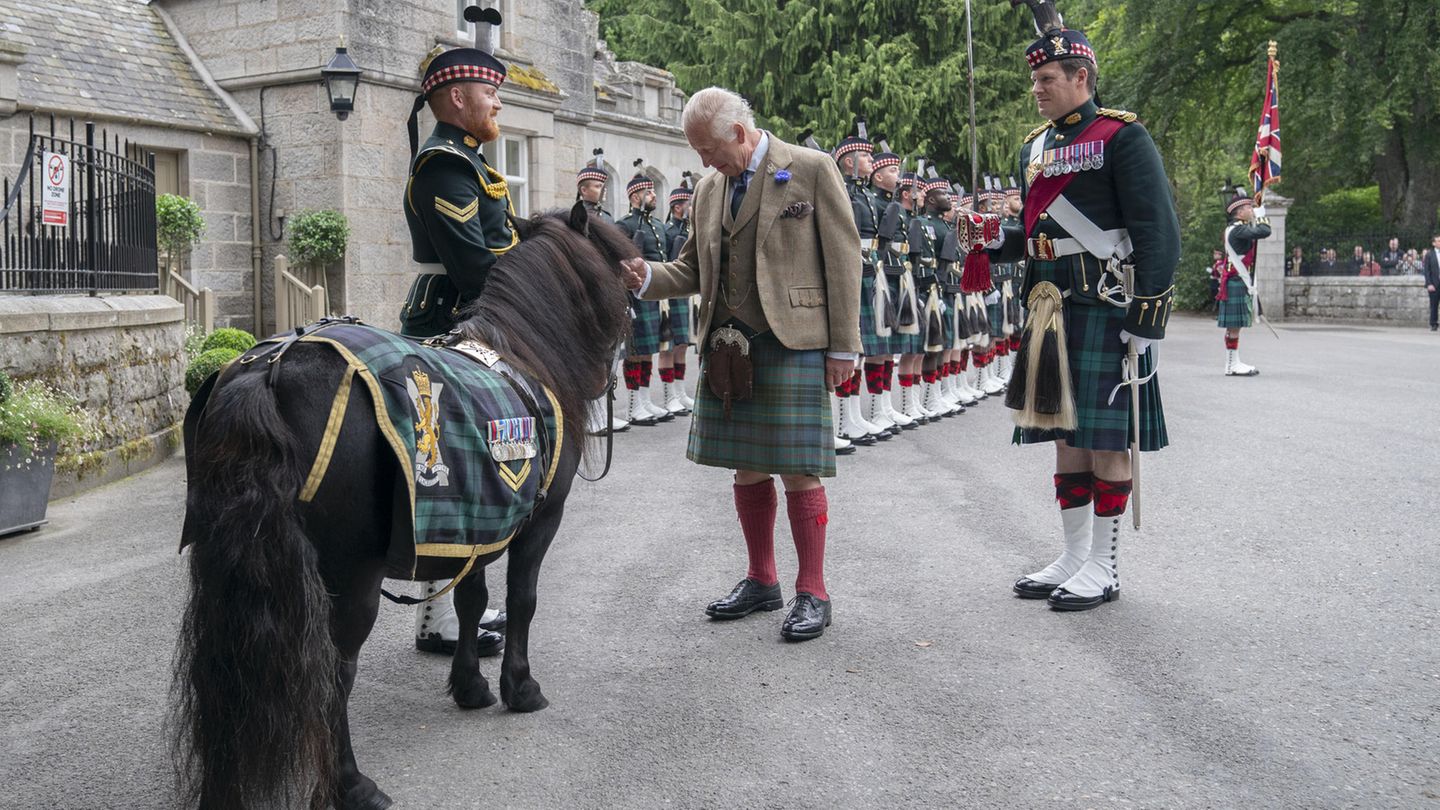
(1097, 108, 1139, 123)
(1024, 121, 1054, 144)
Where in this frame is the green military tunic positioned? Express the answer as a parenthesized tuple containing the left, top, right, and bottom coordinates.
(875, 188, 918, 354)
(913, 211, 945, 353)
(617, 207, 668, 356)
(994, 99, 1181, 452)
(847, 177, 887, 356)
(663, 216, 692, 345)
(401, 122, 517, 337)
(1218, 218, 1272, 329)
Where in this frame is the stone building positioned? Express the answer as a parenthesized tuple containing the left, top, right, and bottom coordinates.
(2, 0, 702, 334)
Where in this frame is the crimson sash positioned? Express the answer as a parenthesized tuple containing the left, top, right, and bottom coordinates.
(1023, 116, 1127, 238)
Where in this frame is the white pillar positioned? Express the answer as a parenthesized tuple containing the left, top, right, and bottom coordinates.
(1256, 190, 1291, 321)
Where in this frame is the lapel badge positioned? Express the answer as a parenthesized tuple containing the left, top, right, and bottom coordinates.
(463, 135, 479, 149)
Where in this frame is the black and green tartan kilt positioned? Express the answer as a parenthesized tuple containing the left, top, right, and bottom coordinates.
(628, 295, 662, 356)
(987, 300, 1004, 335)
(940, 294, 956, 348)
(690, 331, 836, 477)
(666, 297, 692, 345)
(1216, 278, 1253, 329)
(1015, 300, 1168, 453)
(886, 270, 920, 355)
(859, 270, 887, 357)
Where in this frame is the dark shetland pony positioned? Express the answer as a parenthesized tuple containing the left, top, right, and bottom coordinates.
(171, 203, 635, 810)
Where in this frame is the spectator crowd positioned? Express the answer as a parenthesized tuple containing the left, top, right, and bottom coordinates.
(1286, 237, 1431, 277)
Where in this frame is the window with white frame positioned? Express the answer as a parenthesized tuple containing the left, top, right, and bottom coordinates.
(455, 0, 472, 40)
(482, 135, 529, 217)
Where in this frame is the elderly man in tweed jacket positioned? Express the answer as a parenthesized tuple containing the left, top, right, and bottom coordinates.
(622, 87, 861, 641)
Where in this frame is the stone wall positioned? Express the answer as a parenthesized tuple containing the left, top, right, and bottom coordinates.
(0, 117, 256, 331)
(0, 295, 186, 497)
(1284, 277, 1431, 325)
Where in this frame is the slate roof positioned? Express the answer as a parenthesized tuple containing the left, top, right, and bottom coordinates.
(3, 0, 245, 134)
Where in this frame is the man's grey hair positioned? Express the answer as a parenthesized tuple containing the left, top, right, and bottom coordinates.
(682, 87, 756, 141)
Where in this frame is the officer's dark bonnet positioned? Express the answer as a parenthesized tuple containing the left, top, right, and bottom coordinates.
(1025, 29, 1097, 70)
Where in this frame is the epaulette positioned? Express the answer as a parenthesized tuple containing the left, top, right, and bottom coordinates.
(1097, 108, 1138, 123)
(1023, 121, 1054, 144)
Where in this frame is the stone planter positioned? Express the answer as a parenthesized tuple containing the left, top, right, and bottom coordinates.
(0, 440, 58, 536)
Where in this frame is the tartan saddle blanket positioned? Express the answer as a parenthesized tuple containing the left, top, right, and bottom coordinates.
(244, 321, 561, 570)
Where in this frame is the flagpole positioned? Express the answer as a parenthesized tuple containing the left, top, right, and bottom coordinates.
(965, 0, 980, 206)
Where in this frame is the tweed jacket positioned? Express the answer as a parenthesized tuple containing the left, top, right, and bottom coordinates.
(641, 134, 863, 354)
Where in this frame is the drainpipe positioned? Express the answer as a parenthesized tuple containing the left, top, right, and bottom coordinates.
(249, 136, 263, 332)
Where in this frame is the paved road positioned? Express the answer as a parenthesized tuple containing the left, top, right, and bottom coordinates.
(2, 314, 1437, 808)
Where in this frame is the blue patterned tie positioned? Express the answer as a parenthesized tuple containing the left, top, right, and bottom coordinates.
(730, 170, 752, 220)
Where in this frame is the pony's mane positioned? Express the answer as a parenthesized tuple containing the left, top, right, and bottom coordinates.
(457, 210, 635, 457)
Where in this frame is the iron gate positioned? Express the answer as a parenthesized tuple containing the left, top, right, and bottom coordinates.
(0, 116, 159, 295)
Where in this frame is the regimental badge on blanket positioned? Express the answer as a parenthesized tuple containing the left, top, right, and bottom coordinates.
(407, 369, 451, 487)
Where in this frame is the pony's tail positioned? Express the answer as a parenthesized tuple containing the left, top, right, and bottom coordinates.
(172, 370, 338, 810)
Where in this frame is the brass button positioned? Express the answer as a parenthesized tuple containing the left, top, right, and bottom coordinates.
(1056, 135, 1065, 142)
(1039, 213, 1049, 221)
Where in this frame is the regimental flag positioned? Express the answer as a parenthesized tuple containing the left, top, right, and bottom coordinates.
(1249, 43, 1282, 204)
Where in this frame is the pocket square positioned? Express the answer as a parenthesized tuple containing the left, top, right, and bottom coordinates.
(781, 201, 814, 220)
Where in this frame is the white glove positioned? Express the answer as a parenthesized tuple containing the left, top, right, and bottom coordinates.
(1119, 330, 1153, 354)
(1253, 205, 1268, 219)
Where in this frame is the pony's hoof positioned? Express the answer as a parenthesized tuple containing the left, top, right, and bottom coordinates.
(449, 673, 498, 709)
(503, 679, 549, 713)
(336, 777, 393, 810)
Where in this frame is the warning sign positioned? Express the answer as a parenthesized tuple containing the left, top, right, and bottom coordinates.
(42, 152, 70, 227)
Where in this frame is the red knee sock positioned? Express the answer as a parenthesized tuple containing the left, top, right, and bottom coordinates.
(1094, 478, 1133, 517)
(1224, 335, 1239, 350)
(1054, 471, 1094, 510)
(639, 360, 654, 387)
(623, 361, 642, 391)
(659, 367, 675, 383)
(865, 363, 886, 394)
(959, 351, 970, 371)
(884, 360, 896, 391)
(922, 368, 938, 384)
(674, 362, 687, 380)
(849, 369, 863, 397)
(900, 373, 915, 387)
(786, 487, 829, 600)
(735, 480, 778, 586)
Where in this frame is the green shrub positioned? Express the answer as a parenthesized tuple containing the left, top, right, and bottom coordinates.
(186, 348, 241, 395)
(287, 209, 351, 268)
(0, 370, 13, 404)
(156, 193, 207, 256)
(0, 379, 94, 456)
(183, 324, 208, 362)
(201, 327, 256, 354)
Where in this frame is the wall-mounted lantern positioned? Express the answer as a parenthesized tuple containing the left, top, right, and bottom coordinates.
(321, 40, 362, 121)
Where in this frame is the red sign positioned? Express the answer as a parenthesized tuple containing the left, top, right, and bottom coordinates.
(42, 152, 70, 227)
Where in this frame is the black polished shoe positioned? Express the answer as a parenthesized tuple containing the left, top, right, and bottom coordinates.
(480, 611, 507, 632)
(836, 442, 857, 456)
(706, 578, 784, 619)
(841, 432, 877, 446)
(415, 629, 505, 656)
(1012, 577, 1060, 599)
(781, 593, 832, 641)
(1048, 586, 1119, 612)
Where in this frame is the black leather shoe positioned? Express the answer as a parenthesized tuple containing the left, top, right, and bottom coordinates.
(836, 442, 857, 456)
(480, 611, 507, 632)
(706, 578, 784, 619)
(415, 629, 505, 656)
(781, 593, 831, 641)
(1012, 577, 1060, 599)
(1048, 586, 1119, 611)
(841, 432, 877, 445)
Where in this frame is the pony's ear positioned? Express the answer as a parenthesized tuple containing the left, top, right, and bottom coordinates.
(568, 200, 589, 234)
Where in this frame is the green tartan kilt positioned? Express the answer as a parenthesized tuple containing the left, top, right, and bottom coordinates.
(629, 295, 662, 356)
(859, 270, 887, 357)
(1217, 278, 1253, 328)
(666, 297, 692, 346)
(988, 300, 1004, 335)
(886, 270, 920, 355)
(940, 294, 955, 348)
(1015, 300, 1168, 453)
(689, 331, 836, 477)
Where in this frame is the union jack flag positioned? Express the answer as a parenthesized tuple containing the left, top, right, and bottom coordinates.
(1249, 49, 1282, 203)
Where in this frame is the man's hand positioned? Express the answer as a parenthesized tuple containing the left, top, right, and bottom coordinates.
(824, 357, 851, 391)
(1429, 284, 1437, 293)
(1119, 330, 1153, 355)
(621, 257, 648, 291)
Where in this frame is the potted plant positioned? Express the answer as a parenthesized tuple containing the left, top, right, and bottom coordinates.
(156, 193, 206, 288)
(286, 209, 350, 311)
(0, 372, 93, 536)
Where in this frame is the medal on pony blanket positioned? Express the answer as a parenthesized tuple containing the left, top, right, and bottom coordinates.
(487, 417, 538, 462)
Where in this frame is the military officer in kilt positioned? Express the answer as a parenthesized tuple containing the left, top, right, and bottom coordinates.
(866, 150, 916, 432)
(1218, 192, 1272, 376)
(662, 177, 698, 413)
(622, 87, 862, 641)
(617, 166, 674, 427)
(987, 13, 1181, 612)
(400, 44, 515, 654)
(833, 125, 892, 443)
(920, 176, 961, 417)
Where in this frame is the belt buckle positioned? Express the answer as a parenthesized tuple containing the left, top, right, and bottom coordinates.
(1032, 233, 1056, 261)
